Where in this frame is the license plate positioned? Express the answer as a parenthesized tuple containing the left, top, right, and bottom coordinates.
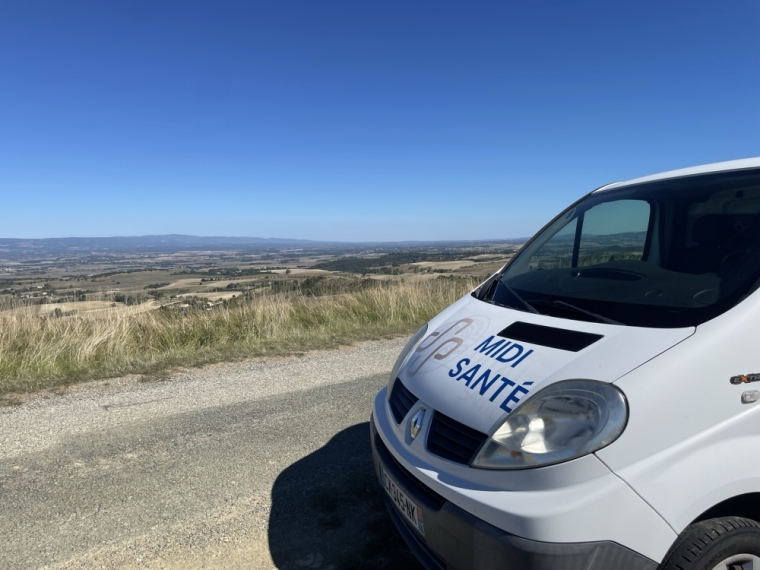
(380, 464, 425, 536)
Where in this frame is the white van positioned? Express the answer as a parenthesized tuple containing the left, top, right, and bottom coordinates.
(371, 158, 760, 570)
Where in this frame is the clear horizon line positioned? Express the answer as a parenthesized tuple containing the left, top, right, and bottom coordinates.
(0, 234, 531, 243)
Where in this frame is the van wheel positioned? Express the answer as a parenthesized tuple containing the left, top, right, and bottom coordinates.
(659, 517, 760, 570)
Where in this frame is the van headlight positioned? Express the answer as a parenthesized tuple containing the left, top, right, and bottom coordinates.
(387, 324, 428, 397)
(471, 380, 628, 469)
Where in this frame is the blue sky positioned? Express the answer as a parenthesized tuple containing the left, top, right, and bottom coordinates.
(1, 1, 759, 241)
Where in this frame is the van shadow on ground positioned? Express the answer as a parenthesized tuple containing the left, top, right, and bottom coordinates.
(268, 422, 424, 570)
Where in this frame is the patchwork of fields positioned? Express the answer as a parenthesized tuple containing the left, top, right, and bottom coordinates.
(0, 239, 521, 395)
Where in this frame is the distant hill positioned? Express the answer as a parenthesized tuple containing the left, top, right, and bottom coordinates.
(0, 235, 327, 257)
(0, 234, 529, 260)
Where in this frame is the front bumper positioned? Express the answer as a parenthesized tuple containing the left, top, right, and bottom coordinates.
(370, 416, 658, 570)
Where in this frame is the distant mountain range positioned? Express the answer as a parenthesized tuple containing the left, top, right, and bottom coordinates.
(0, 234, 528, 258)
(0, 235, 329, 257)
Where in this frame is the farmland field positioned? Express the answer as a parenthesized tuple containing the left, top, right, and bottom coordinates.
(0, 237, 521, 312)
(0, 236, 523, 395)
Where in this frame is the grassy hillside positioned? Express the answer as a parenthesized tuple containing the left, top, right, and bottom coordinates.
(0, 277, 478, 395)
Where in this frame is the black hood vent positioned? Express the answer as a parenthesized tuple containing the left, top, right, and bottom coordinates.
(499, 322, 602, 352)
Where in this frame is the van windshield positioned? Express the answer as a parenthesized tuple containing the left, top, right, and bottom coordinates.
(485, 168, 760, 328)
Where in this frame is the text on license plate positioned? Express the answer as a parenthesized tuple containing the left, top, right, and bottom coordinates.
(380, 465, 425, 536)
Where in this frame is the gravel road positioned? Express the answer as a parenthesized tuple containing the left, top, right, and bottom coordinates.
(0, 339, 424, 570)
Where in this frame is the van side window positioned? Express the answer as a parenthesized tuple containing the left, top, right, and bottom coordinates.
(527, 201, 650, 270)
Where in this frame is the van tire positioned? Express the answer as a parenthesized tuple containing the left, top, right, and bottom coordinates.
(659, 516, 760, 570)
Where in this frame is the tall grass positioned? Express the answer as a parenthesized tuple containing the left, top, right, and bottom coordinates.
(0, 277, 477, 395)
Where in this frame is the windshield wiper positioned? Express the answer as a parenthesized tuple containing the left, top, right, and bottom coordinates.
(503, 282, 540, 314)
(484, 279, 540, 314)
(529, 300, 622, 325)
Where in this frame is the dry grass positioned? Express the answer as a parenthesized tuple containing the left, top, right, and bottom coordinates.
(0, 277, 477, 395)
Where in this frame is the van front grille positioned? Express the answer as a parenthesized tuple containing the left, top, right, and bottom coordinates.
(427, 411, 488, 465)
(388, 380, 418, 424)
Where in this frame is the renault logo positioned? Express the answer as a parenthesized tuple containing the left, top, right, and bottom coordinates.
(410, 408, 425, 440)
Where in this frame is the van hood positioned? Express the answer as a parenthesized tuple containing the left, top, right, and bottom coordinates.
(397, 294, 694, 435)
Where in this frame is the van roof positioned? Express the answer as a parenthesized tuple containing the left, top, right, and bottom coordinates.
(596, 156, 760, 193)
